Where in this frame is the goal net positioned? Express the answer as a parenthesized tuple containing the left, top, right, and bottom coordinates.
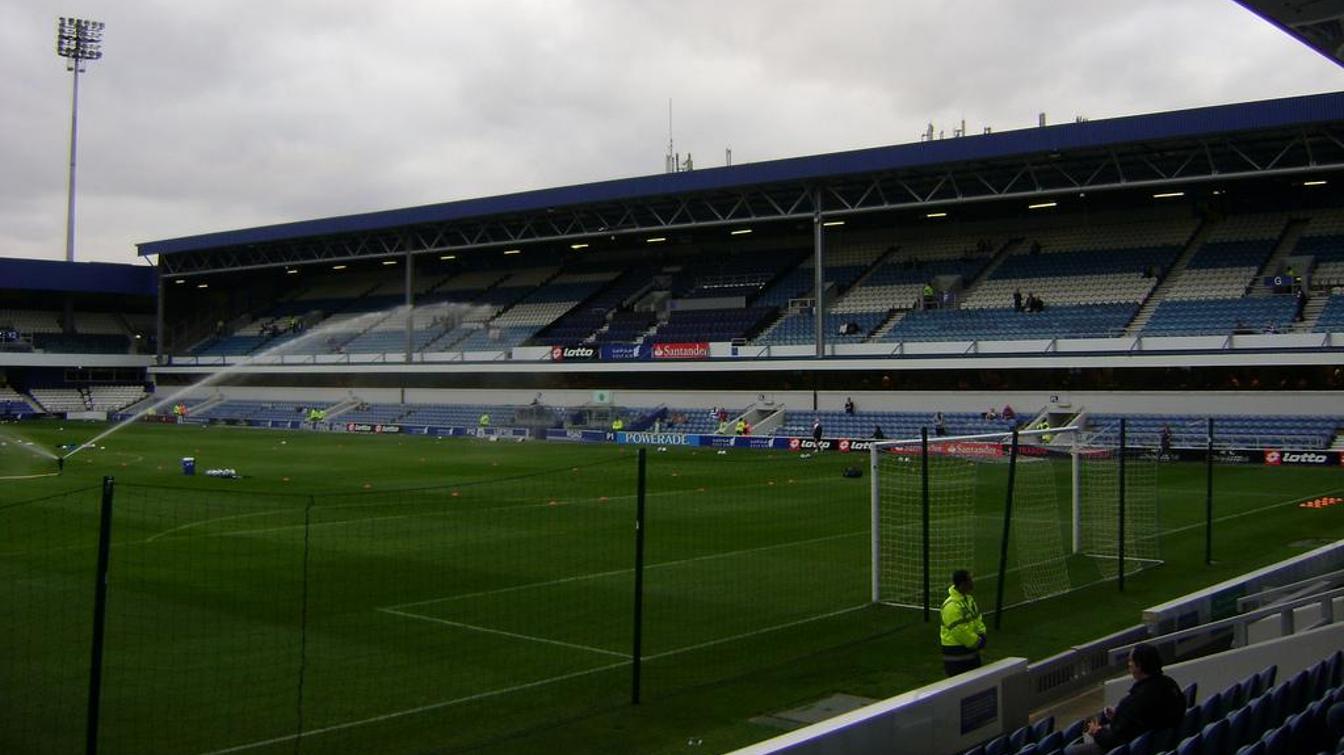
(871, 424, 1161, 614)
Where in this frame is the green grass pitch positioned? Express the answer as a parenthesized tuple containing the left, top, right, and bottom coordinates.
(2, 419, 1342, 754)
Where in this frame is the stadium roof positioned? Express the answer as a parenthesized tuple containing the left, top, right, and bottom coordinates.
(0, 258, 157, 297)
(140, 91, 1344, 272)
(1235, 0, 1344, 69)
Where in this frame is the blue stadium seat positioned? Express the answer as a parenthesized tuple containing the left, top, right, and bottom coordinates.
(984, 734, 1008, 755)
(1062, 718, 1087, 744)
(1255, 667, 1277, 700)
(1102, 744, 1126, 755)
(1184, 682, 1199, 710)
(1176, 731, 1202, 755)
(1008, 724, 1031, 751)
(1226, 705, 1252, 751)
(1200, 718, 1230, 755)
(1200, 690, 1224, 726)
(1036, 730, 1063, 753)
(1259, 725, 1290, 755)
(1233, 741, 1264, 755)
(1031, 716, 1054, 742)
(1177, 706, 1204, 741)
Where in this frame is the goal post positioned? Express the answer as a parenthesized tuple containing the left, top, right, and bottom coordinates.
(868, 422, 1162, 618)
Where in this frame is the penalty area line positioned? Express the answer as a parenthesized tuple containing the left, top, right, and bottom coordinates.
(195, 658, 630, 755)
(376, 606, 627, 659)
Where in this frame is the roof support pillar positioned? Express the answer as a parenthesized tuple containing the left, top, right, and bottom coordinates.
(813, 187, 826, 359)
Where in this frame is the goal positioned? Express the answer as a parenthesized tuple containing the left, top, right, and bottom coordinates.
(869, 424, 1161, 615)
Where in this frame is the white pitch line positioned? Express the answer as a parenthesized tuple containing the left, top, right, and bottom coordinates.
(387, 528, 866, 610)
(196, 658, 631, 755)
(199, 600, 873, 755)
(643, 603, 870, 660)
(376, 607, 628, 658)
(196, 476, 840, 539)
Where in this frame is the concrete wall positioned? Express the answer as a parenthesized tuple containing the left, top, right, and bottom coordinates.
(1103, 621, 1344, 708)
(179, 385, 1341, 422)
(728, 659, 1029, 755)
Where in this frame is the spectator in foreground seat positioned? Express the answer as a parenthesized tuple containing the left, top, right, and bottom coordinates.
(1063, 643, 1184, 755)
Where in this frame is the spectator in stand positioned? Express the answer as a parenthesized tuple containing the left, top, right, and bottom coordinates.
(812, 417, 823, 442)
(1063, 643, 1185, 755)
(844, 397, 855, 415)
(933, 411, 947, 436)
(922, 282, 936, 309)
(872, 425, 886, 440)
(983, 406, 998, 421)
(1001, 404, 1015, 421)
(1159, 424, 1172, 454)
(1013, 289, 1023, 312)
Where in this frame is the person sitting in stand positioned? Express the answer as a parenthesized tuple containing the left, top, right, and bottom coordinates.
(983, 406, 998, 420)
(1063, 643, 1185, 755)
(1001, 404, 1015, 420)
(844, 397, 855, 415)
(872, 425, 886, 440)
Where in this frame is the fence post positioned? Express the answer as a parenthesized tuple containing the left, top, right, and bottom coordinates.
(993, 430, 1019, 630)
(631, 448, 647, 705)
(921, 427, 931, 623)
(86, 476, 115, 755)
(1206, 417, 1214, 565)
(1118, 419, 1127, 593)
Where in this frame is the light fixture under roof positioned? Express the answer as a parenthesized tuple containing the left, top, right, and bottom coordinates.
(646, 237, 667, 243)
(174, 279, 185, 284)
(332, 264, 347, 270)
(730, 228, 752, 235)
(440, 254, 456, 260)
(822, 220, 845, 227)
(926, 211, 947, 219)
(1152, 191, 1184, 199)
(196, 283, 208, 289)
(1028, 201, 1057, 210)
(1304, 179, 1328, 187)
(504, 249, 522, 255)
(568, 243, 587, 250)
(286, 268, 298, 274)
(382, 260, 397, 266)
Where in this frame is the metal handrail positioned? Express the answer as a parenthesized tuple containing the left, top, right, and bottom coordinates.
(1109, 585, 1344, 663)
(1237, 568, 1344, 612)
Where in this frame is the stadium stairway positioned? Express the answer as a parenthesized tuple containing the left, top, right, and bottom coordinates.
(1124, 219, 1211, 335)
(1247, 218, 1310, 297)
(1293, 294, 1330, 333)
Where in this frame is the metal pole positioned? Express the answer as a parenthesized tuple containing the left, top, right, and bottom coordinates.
(921, 426, 931, 622)
(993, 431, 1019, 630)
(870, 440, 881, 604)
(631, 448, 647, 704)
(1118, 419, 1127, 593)
(404, 248, 414, 364)
(1071, 442, 1081, 554)
(1205, 417, 1214, 565)
(155, 270, 165, 364)
(85, 476, 115, 755)
(65, 61, 81, 263)
(813, 187, 825, 358)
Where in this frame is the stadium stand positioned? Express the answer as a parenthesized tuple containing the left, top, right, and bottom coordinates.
(1085, 414, 1341, 449)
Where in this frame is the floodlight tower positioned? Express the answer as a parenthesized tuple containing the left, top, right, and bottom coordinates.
(55, 17, 105, 263)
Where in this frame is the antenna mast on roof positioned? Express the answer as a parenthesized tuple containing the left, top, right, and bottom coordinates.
(665, 99, 675, 174)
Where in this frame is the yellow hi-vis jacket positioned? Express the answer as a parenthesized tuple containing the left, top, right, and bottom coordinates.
(940, 585, 986, 651)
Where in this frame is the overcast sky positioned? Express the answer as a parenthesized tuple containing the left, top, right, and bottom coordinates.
(2, 1, 1341, 266)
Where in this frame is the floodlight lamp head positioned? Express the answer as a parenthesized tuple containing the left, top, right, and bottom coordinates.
(55, 17, 105, 62)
